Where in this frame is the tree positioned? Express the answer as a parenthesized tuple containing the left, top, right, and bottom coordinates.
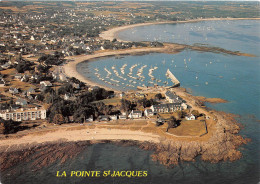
(15, 61, 33, 73)
(1, 119, 21, 134)
(120, 99, 132, 113)
(38, 55, 48, 63)
(37, 64, 49, 73)
(52, 114, 65, 125)
(95, 102, 112, 115)
(58, 83, 73, 95)
(156, 120, 163, 127)
(36, 94, 44, 102)
(137, 98, 155, 108)
(176, 110, 187, 120)
(166, 116, 178, 132)
(191, 110, 200, 118)
(155, 93, 163, 100)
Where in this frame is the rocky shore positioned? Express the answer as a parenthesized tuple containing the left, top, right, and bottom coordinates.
(151, 112, 249, 166)
(195, 96, 228, 104)
(0, 111, 249, 172)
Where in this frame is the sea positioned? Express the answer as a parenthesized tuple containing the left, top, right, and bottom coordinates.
(1, 20, 259, 184)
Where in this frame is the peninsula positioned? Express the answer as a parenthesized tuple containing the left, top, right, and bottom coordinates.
(0, 1, 256, 174)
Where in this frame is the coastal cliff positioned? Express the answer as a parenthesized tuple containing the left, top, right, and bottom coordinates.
(151, 113, 249, 166)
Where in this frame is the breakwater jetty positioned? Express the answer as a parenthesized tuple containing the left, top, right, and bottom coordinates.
(166, 69, 180, 87)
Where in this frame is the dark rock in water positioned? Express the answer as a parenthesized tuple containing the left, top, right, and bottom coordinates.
(0, 141, 91, 172)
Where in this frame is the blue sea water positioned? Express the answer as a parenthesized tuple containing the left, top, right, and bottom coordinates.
(117, 20, 260, 55)
(1, 20, 260, 184)
(77, 20, 260, 184)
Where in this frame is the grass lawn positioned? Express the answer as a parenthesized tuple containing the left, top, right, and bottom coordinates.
(158, 112, 178, 119)
(95, 98, 121, 106)
(166, 120, 207, 137)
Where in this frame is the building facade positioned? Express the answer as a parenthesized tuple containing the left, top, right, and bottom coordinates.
(151, 103, 183, 113)
(0, 108, 46, 121)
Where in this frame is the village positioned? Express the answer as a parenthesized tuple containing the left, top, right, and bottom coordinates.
(0, 48, 206, 136)
(0, 2, 219, 136)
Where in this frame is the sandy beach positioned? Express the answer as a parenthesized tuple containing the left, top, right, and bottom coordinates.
(100, 17, 260, 41)
(0, 126, 160, 152)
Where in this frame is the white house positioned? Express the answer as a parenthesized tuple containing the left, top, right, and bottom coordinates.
(40, 81, 52, 87)
(128, 110, 142, 119)
(109, 115, 118, 121)
(119, 92, 125, 99)
(72, 83, 80, 89)
(144, 109, 154, 117)
(86, 116, 94, 122)
(0, 79, 5, 87)
(185, 114, 196, 121)
(2, 63, 11, 69)
(21, 75, 29, 82)
(181, 103, 188, 110)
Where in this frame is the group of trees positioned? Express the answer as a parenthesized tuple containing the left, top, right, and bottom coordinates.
(155, 93, 163, 100)
(31, 73, 53, 85)
(0, 119, 29, 134)
(120, 99, 133, 115)
(166, 116, 179, 132)
(15, 60, 34, 73)
(37, 64, 50, 73)
(0, 59, 8, 65)
(47, 87, 114, 124)
(68, 46, 86, 55)
(38, 52, 64, 66)
(57, 83, 74, 95)
(70, 77, 85, 88)
(137, 98, 156, 109)
(120, 98, 156, 115)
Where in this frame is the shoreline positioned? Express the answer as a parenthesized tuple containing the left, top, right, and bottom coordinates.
(100, 17, 260, 41)
(64, 18, 259, 92)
